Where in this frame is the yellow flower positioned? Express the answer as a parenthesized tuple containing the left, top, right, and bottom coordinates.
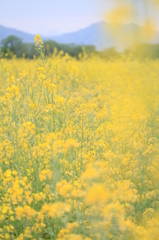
(15, 206, 24, 220)
(81, 164, 99, 181)
(63, 139, 80, 152)
(34, 34, 42, 43)
(85, 183, 110, 205)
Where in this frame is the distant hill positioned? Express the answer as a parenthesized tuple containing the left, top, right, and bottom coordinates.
(1, 22, 159, 51)
(0, 25, 35, 43)
(52, 22, 139, 51)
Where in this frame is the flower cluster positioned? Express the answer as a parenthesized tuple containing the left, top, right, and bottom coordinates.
(0, 34, 159, 239)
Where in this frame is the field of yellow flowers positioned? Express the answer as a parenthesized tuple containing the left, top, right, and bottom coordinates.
(0, 35, 159, 240)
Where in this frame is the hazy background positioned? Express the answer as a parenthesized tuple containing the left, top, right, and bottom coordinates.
(0, 0, 114, 35)
(1, 0, 159, 59)
(1, 0, 159, 35)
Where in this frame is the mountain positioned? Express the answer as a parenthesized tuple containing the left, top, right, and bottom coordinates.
(0, 25, 35, 43)
(52, 22, 136, 50)
(52, 22, 159, 51)
(1, 22, 159, 51)
(0, 25, 59, 44)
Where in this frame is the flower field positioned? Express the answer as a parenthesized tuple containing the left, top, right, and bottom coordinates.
(0, 36, 159, 239)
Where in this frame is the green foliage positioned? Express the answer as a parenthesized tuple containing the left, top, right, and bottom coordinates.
(2, 35, 159, 60)
(44, 40, 96, 58)
(125, 43, 159, 59)
(1, 35, 96, 59)
(1, 35, 36, 58)
(1, 35, 22, 58)
(98, 47, 120, 60)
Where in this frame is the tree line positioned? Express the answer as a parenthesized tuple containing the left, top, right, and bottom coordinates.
(0, 35, 96, 59)
(1, 35, 159, 60)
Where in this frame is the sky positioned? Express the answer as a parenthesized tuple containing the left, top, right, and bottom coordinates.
(0, 0, 159, 35)
(0, 0, 115, 35)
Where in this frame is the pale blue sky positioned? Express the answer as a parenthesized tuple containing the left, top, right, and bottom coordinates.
(0, 0, 114, 35)
(0, 0, 159, 35)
